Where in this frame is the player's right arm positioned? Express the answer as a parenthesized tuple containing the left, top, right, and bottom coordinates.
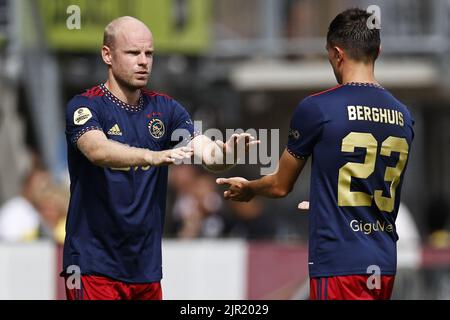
(217, 96, 325, 202)
(66, 97, 192, 168)
(77, 130, 192, 167)
(216, 149, 307, 201)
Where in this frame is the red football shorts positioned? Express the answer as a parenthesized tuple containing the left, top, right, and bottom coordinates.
(310, 274, 395, 300)
(65, 274, 162, 300)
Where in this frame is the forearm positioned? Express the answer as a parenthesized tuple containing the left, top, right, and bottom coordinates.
(218, 150, 305, 202)
(202, 144, 235, 172)
(77, 131, 155, 168)
(248, 150, 306, 198)
(80, 137, 152, 168)
(191, 135, 235, 172)
(78, 130, 192, 168)
(248, 174, 291, 198)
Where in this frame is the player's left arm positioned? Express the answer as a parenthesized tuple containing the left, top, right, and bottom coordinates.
(169, 98, 258, 172)
(216, 149, 307, 201)
(188, 133, 259, 173)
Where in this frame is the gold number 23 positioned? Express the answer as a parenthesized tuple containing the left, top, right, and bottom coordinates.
(337, 132, 409, 212)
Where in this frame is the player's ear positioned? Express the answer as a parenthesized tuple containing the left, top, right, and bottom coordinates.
(377, 45, 382, 59)
(334, 46, 345, 63)
(102, 45, 113, 66)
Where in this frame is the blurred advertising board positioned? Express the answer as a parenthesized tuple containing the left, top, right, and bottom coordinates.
(38, 0, 211, 53)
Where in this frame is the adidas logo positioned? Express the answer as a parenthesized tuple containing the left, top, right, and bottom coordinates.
(107, 124, 122, 136)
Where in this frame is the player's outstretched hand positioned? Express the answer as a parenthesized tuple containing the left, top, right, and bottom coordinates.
(147, 147, 193, 166)
(216, 177, 254, 202)
(297, 201, 310, 211)
(217, 133, 260, 163)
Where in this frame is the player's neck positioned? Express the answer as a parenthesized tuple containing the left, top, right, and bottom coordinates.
(341, 62, 377, 86)
(104, 78, 141, 106)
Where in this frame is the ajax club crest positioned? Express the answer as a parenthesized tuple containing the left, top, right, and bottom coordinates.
(148, 118, 165, 139)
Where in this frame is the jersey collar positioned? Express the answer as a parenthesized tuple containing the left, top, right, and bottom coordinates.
(99, 83, 144, 112)
(344, 82, 384, 89)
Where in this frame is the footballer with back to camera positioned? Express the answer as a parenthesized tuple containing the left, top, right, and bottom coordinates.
(217, 8, 415, 300)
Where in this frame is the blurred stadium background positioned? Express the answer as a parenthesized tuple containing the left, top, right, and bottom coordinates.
(0, 0, 450, 299)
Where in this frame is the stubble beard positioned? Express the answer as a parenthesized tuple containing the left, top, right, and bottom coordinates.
(115, 71, 149, 91)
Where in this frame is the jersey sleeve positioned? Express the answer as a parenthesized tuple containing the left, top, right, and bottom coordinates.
(168, 99, 197, 148)
(287, 97, 327, 159)
(65, 96, 104, 147)
(408, 110, 415, 142)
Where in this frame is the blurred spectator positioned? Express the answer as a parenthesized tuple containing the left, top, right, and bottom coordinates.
(167, 164, 279, 240)
(36, 184, 68, 245)
(190, 174, 225, 238)
(396, 202, 421, 266)
(227, 199, 277, 240)
(392, 202, 422, 299)
(285, 0, 316, 39)
(168, 165, 227, 239)
(426, 197, 450, 248)
(167, 164, 199, 237)
(0, 151, 68, 244)
(0, 167, 51, 242)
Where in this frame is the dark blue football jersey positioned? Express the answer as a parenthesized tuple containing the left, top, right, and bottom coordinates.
(287, 82, 414, 278)
(63, 83, 194, 283)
